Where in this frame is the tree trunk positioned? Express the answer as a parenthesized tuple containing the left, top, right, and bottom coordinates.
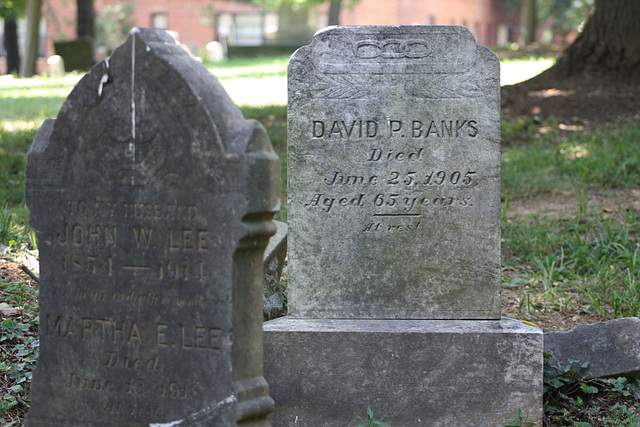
(77, 0, 95, 39)
(4, 17, 20, 75)
(548, 0, 640, 78)
(20, 0, 43, 77)
(518, 0, 536, 45)
(328, 0, 342, 26)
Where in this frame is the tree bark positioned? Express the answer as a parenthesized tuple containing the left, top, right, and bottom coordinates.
(548, 0, 640, 78)
(328, 0, 342, 26)
(518, 0, 536, 46)
(20, 0, 43, 77)
(77, 0, 95, 39)
(4, 17, 20, 75)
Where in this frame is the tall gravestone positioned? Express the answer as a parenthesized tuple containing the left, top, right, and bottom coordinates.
(287, 26, 500, 320)
(264, 26, 543, 425)
(26, 28, 279, 426)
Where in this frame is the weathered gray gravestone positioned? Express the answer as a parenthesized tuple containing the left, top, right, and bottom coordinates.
(264, 25, 543, 426)
(26, 28, 279, 426)
(545, 317, 640, 379)
(287, 25, 501, 319)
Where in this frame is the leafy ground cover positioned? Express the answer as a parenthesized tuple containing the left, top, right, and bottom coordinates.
(1, 53, 640, 426)
(0, 260, 38, 427)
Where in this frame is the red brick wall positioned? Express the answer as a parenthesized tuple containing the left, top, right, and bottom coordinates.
(130, 0, 259, 51)
(340, 0, 515, 46)
(43, 0, 77, 57)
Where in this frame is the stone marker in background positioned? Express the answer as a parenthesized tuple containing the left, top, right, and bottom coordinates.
(264, 25, 543, 426)
(46, 55, 65, 78)
(545, 317, 640, 379)
(26, 28, 279, 426)
(287, 26, 501, 319)
(54, 38, 95, 72)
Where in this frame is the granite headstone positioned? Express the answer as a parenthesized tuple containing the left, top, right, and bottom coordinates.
(26, 28, 279, 426)
(287, 25, 501, 319)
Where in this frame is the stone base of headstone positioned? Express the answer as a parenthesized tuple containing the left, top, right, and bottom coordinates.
(264, 318, 543, 426)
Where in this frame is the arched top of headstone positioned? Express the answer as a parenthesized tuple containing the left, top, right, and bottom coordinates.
(28, 28, 271, 192)
(300, 25, 479, 74)
(289, 25, 499, 102)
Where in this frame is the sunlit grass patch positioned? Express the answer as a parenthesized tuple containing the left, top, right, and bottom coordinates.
(0, 120, 39, 133)
(500, 57, 555, 85)
(0, 75, 78, 122)
(205, 55, 289, 78)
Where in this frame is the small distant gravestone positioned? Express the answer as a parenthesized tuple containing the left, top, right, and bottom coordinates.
(26, 28, 279, 426)
(287, 25, 501, 319)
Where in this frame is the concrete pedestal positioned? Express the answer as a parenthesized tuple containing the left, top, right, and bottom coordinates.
(263, 318, 543, 427)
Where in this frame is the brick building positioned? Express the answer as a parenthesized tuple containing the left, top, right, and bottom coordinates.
(340, 0, 515, 46)
(2, 0, 518, 69)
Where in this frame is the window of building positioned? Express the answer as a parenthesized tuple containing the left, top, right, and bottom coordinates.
(151, 13, 169, 30)
(234, 14, 263, 45)
(217, 12, 277, 46)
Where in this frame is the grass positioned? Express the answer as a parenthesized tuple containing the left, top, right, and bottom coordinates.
(501, 118, 640, 328)
(0, 74, 82, 121)
(207, 55, 288, 105)
(502, 119, 640, 196)
(204, 54, 288, 80)
(2, 53, 640, 425)
(503, 198, 640, 318)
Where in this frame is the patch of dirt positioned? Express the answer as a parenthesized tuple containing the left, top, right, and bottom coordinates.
(499, 61, 640, 334)
(501, 284, 611, 332)
(506, 188, 640, 220)
(0, 257, 35, 284)
(502, 70, 640, 124)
